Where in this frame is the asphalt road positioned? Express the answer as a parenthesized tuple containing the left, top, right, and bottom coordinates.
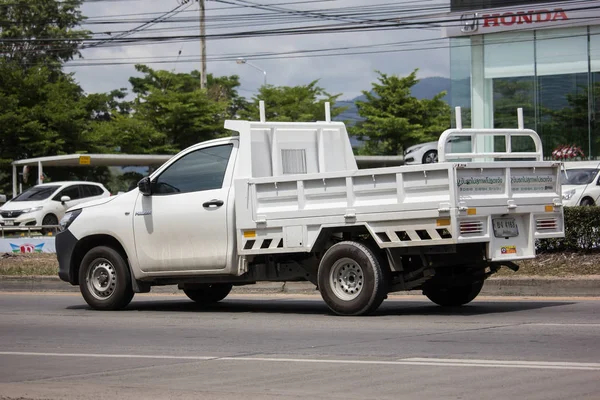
(0, 292, 599, 400)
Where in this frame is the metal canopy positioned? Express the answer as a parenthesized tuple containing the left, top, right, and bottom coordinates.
(11, 154, 172, 167)
(11, 153, 172, 198)
(9, 153, 404, 198)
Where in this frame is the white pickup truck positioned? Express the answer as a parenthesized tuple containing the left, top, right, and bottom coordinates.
(56, 106, 564, 316)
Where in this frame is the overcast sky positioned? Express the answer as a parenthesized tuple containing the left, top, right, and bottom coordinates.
(68, 0, 451, 100)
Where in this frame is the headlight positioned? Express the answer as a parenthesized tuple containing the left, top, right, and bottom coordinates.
(562, 189, 576, 200)
(59, 209, 82, 231)
(21, 206, 43, 214)
(405, 145, 423, 155)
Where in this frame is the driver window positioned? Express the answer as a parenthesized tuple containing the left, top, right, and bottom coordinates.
(52, 186, 81, 201)
(153, 144, 233, 195)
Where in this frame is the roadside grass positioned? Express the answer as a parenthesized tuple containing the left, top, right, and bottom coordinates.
(1, 252, 600, 277)
(496, 252, 600, 277)
(1, 253, 57, 276)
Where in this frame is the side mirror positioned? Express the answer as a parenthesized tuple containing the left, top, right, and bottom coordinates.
(61, 196, 71, 204)
(138, 177, 153, 196)
(0, 194, 6, 204)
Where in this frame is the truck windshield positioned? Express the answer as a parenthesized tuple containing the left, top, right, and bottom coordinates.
(560, 169, 599, 185)
(12, 186, 60, 202)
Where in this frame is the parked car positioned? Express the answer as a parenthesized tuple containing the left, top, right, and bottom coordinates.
(0, 181, 110, 234)
(404, 141, 438, 164)
(561, 161, 600, 206)
(404, 137, 472, 165)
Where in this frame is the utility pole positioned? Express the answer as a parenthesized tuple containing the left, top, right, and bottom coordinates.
(181, 0, 207, 88)
(199, 0, 207, 89)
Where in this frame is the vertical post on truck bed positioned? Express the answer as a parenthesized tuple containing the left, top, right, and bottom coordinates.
(38, 161, 43, 184)
(259, 100, 266, 122)
(12, 164, 17, 198)
(325, 102, 331, 122)
(517, 108, 524, 130)
(455, 106, 462, 130)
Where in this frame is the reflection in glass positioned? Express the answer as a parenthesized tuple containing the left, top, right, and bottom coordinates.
(561, 168, 600, 185)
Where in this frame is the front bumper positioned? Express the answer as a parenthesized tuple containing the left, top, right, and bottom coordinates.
(0, 216, 38, 229)
(56, 229, 78, 284)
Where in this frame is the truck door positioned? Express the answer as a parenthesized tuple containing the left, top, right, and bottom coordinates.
(133, 142, 237, 273)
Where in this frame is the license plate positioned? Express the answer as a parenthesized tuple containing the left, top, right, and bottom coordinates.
(3, 221, 14, 226)
(493, 218, 518, 238)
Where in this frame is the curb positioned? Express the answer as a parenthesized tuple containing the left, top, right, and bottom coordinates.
(1, 275, 599, 297)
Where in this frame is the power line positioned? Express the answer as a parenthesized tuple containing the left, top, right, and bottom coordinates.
(84, 2, 191, 49)
(3, 3, 599, 43)
(6, 12, 600, 65)
(56, 28, 600, 68)
(83, 0, 336, 20)
(4, 0, 600, 71)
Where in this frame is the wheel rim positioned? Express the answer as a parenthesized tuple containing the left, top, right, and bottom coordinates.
(425, 151, 438, 163)
(86, 259, 117, 301)
(329, 257, 364, 301)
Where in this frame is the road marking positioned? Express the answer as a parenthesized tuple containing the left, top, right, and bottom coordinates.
(0, 352, 217, 361)
(530, 323, 600, 327)
(1, 352, 599, 371)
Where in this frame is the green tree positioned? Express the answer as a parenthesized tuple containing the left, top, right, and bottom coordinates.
(0, 0, 88, 68)
(0, 64, 90, 164)
(84, 67, 248, 156)
(207, 74, 248, 120)
(491, 78, 538, 153)
(0, 63, 119, 193)
(351, 70, 451, 156)
(239, 81, 346, 122)
(128, 65, 235, 149)
(0, 0, 92, 195)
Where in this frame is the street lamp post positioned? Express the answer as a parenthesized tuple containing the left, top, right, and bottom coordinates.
(236, 58, 267, 86)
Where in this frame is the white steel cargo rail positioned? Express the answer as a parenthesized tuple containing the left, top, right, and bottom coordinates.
(233, 107, 564, 262)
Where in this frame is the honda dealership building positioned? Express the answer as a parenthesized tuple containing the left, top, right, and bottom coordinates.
(446, 0, 600, 159)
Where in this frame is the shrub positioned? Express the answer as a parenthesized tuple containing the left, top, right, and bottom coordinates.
(537, 207, 600, 253)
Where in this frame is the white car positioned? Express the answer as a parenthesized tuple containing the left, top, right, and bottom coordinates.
(404, 141, 438, 165)
(0, 181, 110, 234)
(404, 137, 472, 165)
(561, 161, 600, 206)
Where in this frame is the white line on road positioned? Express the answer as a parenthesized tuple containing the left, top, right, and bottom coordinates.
(1, 351, 599, 371)
(0, 352, 217, 361)
(529, 323, 600, 327)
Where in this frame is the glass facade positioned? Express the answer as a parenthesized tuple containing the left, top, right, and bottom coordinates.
(451, 26, 600, 159)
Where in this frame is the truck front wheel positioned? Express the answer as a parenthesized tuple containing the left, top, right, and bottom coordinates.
(423, 280, 484, 307)
(317, 241, 388, 316)
(183, 283, 233, 305)
(79, 246, 134, 310)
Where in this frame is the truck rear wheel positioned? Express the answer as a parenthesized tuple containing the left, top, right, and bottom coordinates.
(317, 241, 388, 316)
(424, 280, 484, 307)
(183, 283, 233, 305)
(79, 246, 134, 310)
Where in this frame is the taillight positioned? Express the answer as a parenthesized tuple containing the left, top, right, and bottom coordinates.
(536, 217, 558, 231)
(460, 220, 484, 235)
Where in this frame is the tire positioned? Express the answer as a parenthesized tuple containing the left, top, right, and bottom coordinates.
(79, 246, 134, 310)
(41, 214, 58, 235)
(317, 241, 388, 316)
(422, 150, 438, 164)
(424, 280, 484, 307)
(580, 197, 595, 206)
(183, 283, 233, 305)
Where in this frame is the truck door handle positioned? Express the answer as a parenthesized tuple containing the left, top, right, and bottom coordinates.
(203, 199, 224, 208)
